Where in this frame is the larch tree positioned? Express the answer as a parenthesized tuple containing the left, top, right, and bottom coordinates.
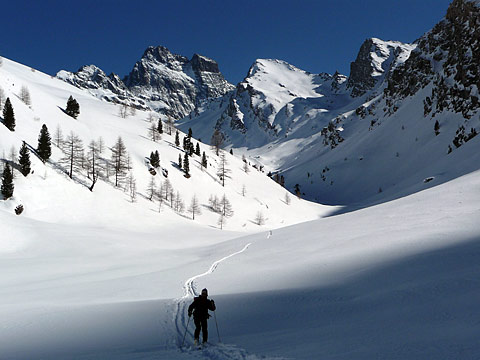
(217, 213, 226, 230)
(217, 152, 231, 187)
(54, 124, 64, 148)
(126, 172, 137, 202)
(61, 131, 84, 179)
(220, 194, 234, 218)
(146, 176, 156, 201)
(19, 85, 31, 105)
(285, 192, 291, 205)
(211, 129, 224, 156)
(87, 139, 104, 191)
(174, 190, 185, 213)
(254, 211, 265, 226)
(157, 181, 164, 212)
(148, 122, 159, 142)
(166, 116, 174, 135)
(119, 104, 129, 119)
(111, 136, 129, 187)
(0, 85, 5, 110)
(188, 194, 201, 220)
(163, 178, 172, 202)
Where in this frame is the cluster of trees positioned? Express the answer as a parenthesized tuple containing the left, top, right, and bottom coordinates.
(66, 96, 80, 119)
(145, 176, 202, 220)
(149, 150, 160, 168)
(118, 104, 136, 119)
(1, 124, 53, 199)
(175, 128, 207, 177)
(208, 193, 234, 229)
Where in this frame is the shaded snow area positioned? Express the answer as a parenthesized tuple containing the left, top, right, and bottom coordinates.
(1, 55, 480, 360)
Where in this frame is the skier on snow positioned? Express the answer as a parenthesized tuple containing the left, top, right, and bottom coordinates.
(188, 288, 216, 345)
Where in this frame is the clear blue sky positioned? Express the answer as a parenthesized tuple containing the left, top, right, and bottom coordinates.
(2, 0, 452, 84)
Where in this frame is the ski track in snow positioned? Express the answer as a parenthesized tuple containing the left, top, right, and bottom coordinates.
(173, 234, 285, 359)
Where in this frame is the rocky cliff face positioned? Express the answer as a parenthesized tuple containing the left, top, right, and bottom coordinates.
(57, 46, 234, 118)
(347, 38, 415, 97)
(385, 0, 480, 119)
(56, 65, 149, 109)
(124, 47, 234, 118)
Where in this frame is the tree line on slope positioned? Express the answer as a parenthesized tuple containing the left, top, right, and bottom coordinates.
(1, 93, 294, 228)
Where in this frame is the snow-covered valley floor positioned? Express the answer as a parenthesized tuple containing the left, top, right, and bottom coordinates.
(2, 168, 480, 359)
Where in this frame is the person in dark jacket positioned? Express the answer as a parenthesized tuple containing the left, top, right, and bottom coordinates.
(188, 288, 216, 345)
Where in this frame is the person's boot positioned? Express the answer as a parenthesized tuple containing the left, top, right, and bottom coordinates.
(194, 338, 199, 346)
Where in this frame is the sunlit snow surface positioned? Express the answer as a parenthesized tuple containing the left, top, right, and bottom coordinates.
(1, 56, 480, 359)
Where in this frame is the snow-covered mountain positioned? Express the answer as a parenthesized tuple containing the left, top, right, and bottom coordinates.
(179, 0, 480, 206)
(3, 1, 480, 359)
(57, 46, 234, 119)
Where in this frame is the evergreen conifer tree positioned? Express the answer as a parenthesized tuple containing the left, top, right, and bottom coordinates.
(37, 124, 52, 163)
(150, 150, 160, 168)
(175, 130, 180, 147)
(434, 120, 440, 136)
(183, 152, 190, 177)
(18, 142, 31, 176)
(157, 119, 163, 134)
(195, 142, 200, 156)
(3, 98, 15, 131)
(178, 153, 182, 169)
(1, 163, 14, 199)
(201, 152, 207, 169)
(66, 96, 80, 119)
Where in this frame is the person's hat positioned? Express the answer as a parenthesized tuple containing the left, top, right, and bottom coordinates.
(201, 288, 208, 296)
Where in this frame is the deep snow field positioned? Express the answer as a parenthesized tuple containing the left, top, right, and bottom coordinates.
(1, 57, 480, 359)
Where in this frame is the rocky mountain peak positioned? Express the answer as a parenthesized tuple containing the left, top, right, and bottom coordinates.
(190, 54, 220, 73)
(57, 64, 127, 93)
(347, 38, 414, 97)
(141, 46, 188, 67)
(57, 45, 234, 119)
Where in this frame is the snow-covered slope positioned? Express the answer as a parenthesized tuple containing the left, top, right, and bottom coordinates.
(180, 0, 480, 207)
(2, 139, 480, 359)
(1, 56, 325, 233)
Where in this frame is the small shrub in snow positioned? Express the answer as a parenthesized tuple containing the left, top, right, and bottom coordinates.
(15, 204, 24, 215)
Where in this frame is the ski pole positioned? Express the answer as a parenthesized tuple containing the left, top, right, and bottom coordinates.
(213, 310, 221, 343)
(181, 315, 191, 348)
